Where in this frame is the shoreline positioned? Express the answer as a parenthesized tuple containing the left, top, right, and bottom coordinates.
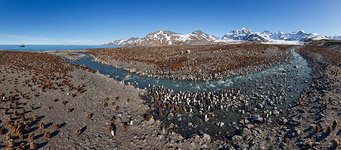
(85, 44, 293, 81)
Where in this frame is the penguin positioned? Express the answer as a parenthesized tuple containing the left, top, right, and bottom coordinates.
(29, 142, 36, 150)
(75, 128, 81, 136)
(28, 133, 34, 141)
(39, 121, 45, 129)
(44, 131, 51, 140)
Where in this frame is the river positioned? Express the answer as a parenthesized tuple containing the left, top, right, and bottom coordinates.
(70, 48, 312, 138)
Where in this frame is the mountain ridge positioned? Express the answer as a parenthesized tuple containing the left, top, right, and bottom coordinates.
(105, 28, 338, 46)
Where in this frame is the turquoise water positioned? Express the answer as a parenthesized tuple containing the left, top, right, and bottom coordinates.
(0, 45, 117, 51)
(70, 48, 312, 138)
(73, 49, 311, 93)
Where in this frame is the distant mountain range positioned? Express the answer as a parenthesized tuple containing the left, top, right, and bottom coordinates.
(106, 30, 217, 46)
(105, 28, 340, 46)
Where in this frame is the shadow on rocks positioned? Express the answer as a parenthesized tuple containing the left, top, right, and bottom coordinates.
(80, 126, 87, 134)
(51, 130, 60, 138)
(45, 122, 53, 129)
(303, 126, 313, 133)
(60, 122, 67, 128)
(316, 132, 330, 142)
(34, 133, 44, 140)
(23, 110, 32, 114)
(31, 115, 45, 125)
(37, 141, 49, 149)
(337, 129, 341, 136)
(327, 146, 338, 150)
(29, 126, 39, 133)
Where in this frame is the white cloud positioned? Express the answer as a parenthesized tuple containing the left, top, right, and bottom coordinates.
(0, 33, 101, 45)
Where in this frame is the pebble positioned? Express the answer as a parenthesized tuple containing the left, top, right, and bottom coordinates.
(217, 122, 225, 127)
(202, 133, 211, 141)
(241, 128, 252, 137)
(188, 122, 193, 127)
(273, 110, 280, 116)
(146, 116, 155, 125)
(232, 135, 243, 144)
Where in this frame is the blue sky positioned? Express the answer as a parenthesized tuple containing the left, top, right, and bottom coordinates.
(0, 0, 340, 44)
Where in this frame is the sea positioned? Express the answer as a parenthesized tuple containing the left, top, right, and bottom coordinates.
(0, 45, 117, 51)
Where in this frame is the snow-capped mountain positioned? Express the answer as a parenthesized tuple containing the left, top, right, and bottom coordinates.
(106, 37, 141, 46)
(106, 30, 217, 46)
(105, 28, 339, 46)
(221, 28, 328, 42)
(282, 31, 329, 42)
(331, 36, 341, 40)
(222, 27, 268, 42)
(260, 31, 285, 40)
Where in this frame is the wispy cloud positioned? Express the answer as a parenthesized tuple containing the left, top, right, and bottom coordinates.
(0, 33, 101, 45)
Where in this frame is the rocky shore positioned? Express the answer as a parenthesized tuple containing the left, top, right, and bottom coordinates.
(216, 40, 340, 149)
(221, 41, 341, 149)
(280, 40, 341, 149)
(0, 51, 225, 149)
